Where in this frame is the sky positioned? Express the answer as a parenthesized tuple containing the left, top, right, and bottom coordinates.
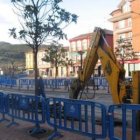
(0, 0, 120, 45)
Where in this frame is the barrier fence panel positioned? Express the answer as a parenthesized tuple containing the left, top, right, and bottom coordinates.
(0, 92, 9, 122)
(0, 91, 140, 139)
(0, 76, 110, 90)
(6, 94, 45, 127)
(19, 79, 29, 89)
(108, 104, 140, 140)
(0, 92, 4, 117)
(28, 79, 34, 88)
(101, 77, 109, 90)
(46, 98, 107, 140)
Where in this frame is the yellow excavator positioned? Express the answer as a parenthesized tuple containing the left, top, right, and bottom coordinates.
(69, 27, 140, 105)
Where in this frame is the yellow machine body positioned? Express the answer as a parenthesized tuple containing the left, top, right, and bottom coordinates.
(70, 27, 140, 105)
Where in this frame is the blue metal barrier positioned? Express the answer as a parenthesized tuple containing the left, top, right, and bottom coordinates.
(0, 92, 9, 122)
(101, 77, 108, 90)
(6, 94, 45, 128)
(19, 79, 29, 89)
(46, 98, 107, 140)
(28, 79, 34, 88)
(108, 104, 140, 140)
(0, 91, 140, 139)
(0, 76, 110, 91)
(0, 76, 16, 88)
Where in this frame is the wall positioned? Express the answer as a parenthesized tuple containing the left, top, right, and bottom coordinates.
(131, 0, 140, 52)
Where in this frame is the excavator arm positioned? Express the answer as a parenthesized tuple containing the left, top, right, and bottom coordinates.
(69, 27, 131, 104)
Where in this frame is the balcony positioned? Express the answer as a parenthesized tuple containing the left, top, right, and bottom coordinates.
(109, 12, 132, 22)
(115, 26, 132, 34)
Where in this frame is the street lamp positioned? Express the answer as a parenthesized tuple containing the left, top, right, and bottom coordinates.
(77, 50, 85, 70)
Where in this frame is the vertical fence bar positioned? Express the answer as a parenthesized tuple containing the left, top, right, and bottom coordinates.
(122, 106, 127, 140)
(132, 110, 136, 140)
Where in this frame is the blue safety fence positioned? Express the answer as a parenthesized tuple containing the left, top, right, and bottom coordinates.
(0, 76, 17, 88)
(0, 92, 5, 115)
(46, 97, 107, 140)
(0, 76, 132, 91)
(0, 92, 9, 122)
(43, 78, 70, 89)
(6, 94, 45, 127)
(0, 76, 109, 90)
(0, 91, 139, 139)
(108, 104, 140, 140)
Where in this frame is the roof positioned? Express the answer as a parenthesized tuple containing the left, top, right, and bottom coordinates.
(110, 9, 121, 16)
(109, 0, 126, 16)
(69, 33, 92, 41)
(69, 29, 113, 42)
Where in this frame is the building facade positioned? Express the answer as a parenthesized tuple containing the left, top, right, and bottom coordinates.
(25, 47, 70, 78)
(109, 0, 140, 76)
(69, 30, 113, 77)
(25, 50, 50, 76)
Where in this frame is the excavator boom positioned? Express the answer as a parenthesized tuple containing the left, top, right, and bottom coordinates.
(69, 27, 134, 104)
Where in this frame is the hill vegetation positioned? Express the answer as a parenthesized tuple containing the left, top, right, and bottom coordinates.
(0, 42, 48, 69)
(0, 42, 31, 68)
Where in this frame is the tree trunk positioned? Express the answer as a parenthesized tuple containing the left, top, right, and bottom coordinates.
(66, 65, 68, 77)
(33, 50, 39, 96)
(55, 66, 58, 78)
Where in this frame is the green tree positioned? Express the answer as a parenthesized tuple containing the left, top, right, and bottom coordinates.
(42, 42, 67, 78)
(10, 0, 78, 96)
(115, 38, 138, 67)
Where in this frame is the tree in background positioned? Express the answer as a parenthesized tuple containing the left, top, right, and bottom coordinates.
(64, 58, 73, 77)
(115, 38, 138, 67)
(9, 0, 78, 96)
(42, 42, 67, 78)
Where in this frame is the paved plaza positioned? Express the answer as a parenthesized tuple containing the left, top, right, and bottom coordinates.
(0, 117, 92, 140)
(0, 87, 140, 140)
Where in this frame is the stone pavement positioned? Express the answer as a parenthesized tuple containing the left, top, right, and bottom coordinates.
(0, 87, 140, 140)
(0, 115, 140, 140)
(0, 115, 92, 140)
(0, 87, 106, 140)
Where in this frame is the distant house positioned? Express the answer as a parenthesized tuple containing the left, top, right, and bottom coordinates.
(25, 46, 70, 78)
(25, 49, 50, 76)
(69, 30, 113, 77)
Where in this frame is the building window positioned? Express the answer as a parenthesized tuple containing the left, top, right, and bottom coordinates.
(82, 39, 87, 50)
(71, 42, 76, 51)
(77, 40, 82, 51)
(127, 18, 132, 27)
(118, 20, 125, 29)
(115, 22, 119, 30)
(122, 1, 131, 13)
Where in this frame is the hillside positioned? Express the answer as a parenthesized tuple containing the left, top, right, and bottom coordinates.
(0, 42, 48, 68)
(0, 42, 31, 68)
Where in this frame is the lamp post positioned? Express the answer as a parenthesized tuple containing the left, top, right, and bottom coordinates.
(77, 50, 85, 70)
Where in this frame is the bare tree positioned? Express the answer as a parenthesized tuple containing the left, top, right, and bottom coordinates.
(9, 0, 78, 96)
